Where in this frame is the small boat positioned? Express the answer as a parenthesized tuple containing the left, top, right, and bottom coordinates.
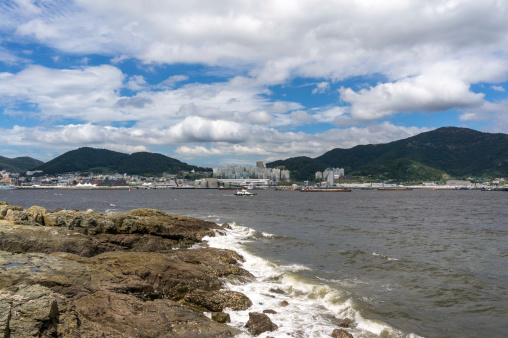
(234, 189, 256, 196)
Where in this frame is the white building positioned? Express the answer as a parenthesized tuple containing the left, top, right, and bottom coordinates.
(213, 164, 290, 183)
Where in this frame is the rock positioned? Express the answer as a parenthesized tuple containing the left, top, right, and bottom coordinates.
(245, 312, 278, 336)
(331, 328, 354, 338)
(74, 291, 240, 337)
(338, 318, 355, 328)
(184, 289, 252, 312)
(263, 309, 277, 314)
(211, 312, 231, 323)
(279, 300, 289, 307)
(0, 205, 255, 337)
(0, 204, 23, 218)
(5, 209, 35, 225)
(26, 206, 46, 225)
(1, 285, 59, 337)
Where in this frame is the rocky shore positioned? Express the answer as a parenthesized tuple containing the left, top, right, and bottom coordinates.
(0, 201, 355, 337)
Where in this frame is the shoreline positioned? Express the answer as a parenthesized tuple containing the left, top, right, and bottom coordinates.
(0, 200, 355, 337)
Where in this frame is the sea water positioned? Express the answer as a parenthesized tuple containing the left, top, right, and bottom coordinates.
(2, 188, 507, 337)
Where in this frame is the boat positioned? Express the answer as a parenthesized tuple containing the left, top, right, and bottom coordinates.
(234, 189, 256, 196)
(300, 188, 351, 192)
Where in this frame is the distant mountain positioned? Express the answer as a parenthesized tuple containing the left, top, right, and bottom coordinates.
(268, 127, 508, 181)
(0, 156, 44, 173)
(32, 147, 210, 176)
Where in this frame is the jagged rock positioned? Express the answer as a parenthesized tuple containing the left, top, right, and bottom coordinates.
(211, 312, 231, 323)
(74, 291, 240, 337)
(245, 312, 278, 336)
(184, 289, 252, 312)
(331, 328, 354, 338)
(0, 204, 23, 218)
(5, 209, 35, 225)
(1, 285, 59, 337)
(0, 205, 253, 337)
(26, 206, 46, 225)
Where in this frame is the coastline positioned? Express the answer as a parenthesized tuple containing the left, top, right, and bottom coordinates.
(0, 200, 355, 337)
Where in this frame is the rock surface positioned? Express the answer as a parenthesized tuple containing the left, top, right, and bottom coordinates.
(244, 312, 278, 336)
(0, 201, 251, 337)
(331, 328, 355, 338)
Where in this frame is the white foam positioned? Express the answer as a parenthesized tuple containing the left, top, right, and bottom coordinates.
(373, 252, 400, 261)
(204, 223, 419, 338)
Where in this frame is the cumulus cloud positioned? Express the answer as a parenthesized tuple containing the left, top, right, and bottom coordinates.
(0, 65, 126, 121)
(340, 74, 485, 120)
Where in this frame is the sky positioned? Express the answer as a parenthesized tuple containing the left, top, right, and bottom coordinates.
(1, 0, 507, 168)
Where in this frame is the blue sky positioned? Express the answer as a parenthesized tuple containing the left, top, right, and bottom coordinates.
(1, 0, 507, 167)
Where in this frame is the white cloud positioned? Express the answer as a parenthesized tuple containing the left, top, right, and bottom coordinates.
(0, 65, 125, 121)
(4, 1, 506, 84)
(0, 121, 428, 164)
(340, 74, 484, 120)
(312, 82, 330, 94)
(492, 85, 506, 92)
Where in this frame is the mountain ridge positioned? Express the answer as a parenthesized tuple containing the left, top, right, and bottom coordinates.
(0, 156, 44, 173)
(268, 127, 508, 181)
(31, 147, 210, 176)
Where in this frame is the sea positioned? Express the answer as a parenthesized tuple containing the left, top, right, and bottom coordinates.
(1, 188, 507, 338)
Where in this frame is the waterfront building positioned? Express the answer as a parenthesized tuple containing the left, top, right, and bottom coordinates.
(213, 164, 289, 183)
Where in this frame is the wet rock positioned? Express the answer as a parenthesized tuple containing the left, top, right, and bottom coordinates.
(331, 328, 354, 338)
(184, 289, 252, 312)
(269, 288, 286, 295)
(338, 318, 355, 328)
(263, 309, 277, 314)
(245, 312, 278, 336)
(279, 300, 289, 307)
(211, 312, 231, 323)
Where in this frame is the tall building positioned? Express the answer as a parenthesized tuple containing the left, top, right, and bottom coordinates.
(213, 163, 290, 182)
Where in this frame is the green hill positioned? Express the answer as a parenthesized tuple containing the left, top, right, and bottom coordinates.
(268, 127, 508, 181)
(0, 156, 44, 173)
(32, 147, 210, 176)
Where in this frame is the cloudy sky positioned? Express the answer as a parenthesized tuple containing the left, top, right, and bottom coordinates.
(1, 0, 507, 167)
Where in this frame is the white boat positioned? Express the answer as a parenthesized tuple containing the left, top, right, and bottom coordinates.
(234, 189, 256, 196)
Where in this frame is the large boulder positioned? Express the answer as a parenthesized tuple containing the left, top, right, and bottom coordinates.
(184, 290, 253, 312)
(245, 312, 278, 336)
(331, 328, 355, 338)
(74, 291, 240, 337)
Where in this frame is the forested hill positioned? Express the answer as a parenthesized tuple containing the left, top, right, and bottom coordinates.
(32, 147, 210, 176)
(0, 156, 44, 173)
(268, 127, 508, 181)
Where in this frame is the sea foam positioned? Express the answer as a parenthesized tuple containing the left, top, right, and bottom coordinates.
(204, 222, 418, 337)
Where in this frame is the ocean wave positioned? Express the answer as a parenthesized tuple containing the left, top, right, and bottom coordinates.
(204, 223, 416, 337)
